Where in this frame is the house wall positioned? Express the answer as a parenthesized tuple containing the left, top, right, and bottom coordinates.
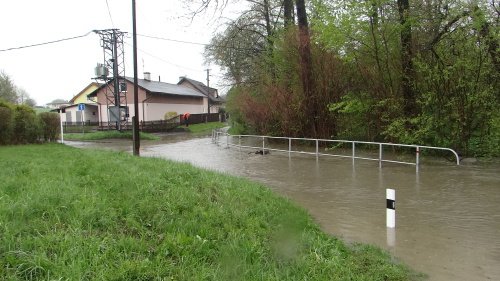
(95, 81, 147, 123)
(60, 105, 99, 123)
(142, 94, 204, 120)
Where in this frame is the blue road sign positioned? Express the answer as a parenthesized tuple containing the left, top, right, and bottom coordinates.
(78, 103, 85, 111)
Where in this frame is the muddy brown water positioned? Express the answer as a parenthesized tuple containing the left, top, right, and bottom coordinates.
(67, 136, 500, 281)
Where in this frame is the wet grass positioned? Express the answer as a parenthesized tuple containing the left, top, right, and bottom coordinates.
(63, 131, 160, 141)
(186, 122, 225, 135)
(0, 144, 423, 280)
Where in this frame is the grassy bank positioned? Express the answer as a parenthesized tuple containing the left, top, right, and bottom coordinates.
(0, 145, 421, 280)
(64, 131, 160, 141)
(185, 121, 225, 135)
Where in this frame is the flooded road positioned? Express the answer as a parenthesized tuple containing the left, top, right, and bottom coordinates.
(67, 136, 500, 281)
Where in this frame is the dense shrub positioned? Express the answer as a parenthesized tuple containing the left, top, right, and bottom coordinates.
(13, 105, 39, 144)
(164, 111, 178, 120)
(0, 100, 13, 144)
(0, 101, 61, 145)
(38, 112, 60, 142)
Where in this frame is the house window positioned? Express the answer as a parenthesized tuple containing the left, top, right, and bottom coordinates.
(93, 111, 96, 116)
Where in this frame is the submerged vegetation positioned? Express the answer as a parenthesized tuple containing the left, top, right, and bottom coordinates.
(0, 144, 422, 280)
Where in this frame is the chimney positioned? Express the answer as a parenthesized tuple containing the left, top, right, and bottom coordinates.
(158, 75, 161, 82)
(144, 72, 151, 81)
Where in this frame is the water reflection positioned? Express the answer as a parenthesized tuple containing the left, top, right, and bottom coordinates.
(67, 137, 500, 281)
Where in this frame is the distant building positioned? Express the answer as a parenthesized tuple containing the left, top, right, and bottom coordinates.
(87, 74, 225, 123)
(57, 83, 100, 124)
(46, 99, 70, 109)
(177, 77, 225, 113)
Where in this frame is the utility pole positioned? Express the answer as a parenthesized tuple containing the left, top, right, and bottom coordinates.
(132, 0, 140, 156)
(93, 29, 127, 131)
(206, 68, 211, 114)
(112, 30, 121, 131)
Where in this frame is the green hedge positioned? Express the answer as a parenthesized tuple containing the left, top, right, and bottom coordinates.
(0, 100, 60, 145)
(0, 101, 13, 145)
(39, 112, 60, 142)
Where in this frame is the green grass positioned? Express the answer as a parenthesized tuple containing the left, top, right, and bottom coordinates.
(64, 131, 160, 141)
(186, 122, 226, 135)
(0, 144, 422, 280)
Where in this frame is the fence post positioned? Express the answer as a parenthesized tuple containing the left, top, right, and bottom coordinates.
(352, 142, 355, 163)
(316, 139, 319, 159)
(416, 146, 420, 167)
(416, 146, 420, 172)
(379, 143, 383, 167)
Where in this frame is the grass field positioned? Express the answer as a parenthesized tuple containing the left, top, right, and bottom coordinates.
(63, 131, 160, 141)
(0, 144, 421, 280)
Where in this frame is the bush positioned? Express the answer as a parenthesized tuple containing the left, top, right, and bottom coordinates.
(38, 112, 60, 142)
(13, 105, 39, 144)
(164, 111, 178, 120)
(0, 100, 13, 144)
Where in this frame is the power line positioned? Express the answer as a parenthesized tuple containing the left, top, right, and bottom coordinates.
(137, 34, 208, 46)
(0, 32, 92, 53)
(105, 0, 115, 28)
(123, 42, 201, 72)
(136, 33, 257, 52)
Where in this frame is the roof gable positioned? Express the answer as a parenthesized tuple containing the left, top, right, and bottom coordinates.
(178, 77, 218, 97)
(70, 82, 100, 104)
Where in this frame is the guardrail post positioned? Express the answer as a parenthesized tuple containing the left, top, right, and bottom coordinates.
(379, 143, 383, 167)
(226, 133, 229, 147)
(289, 138, 291, 156)
(416, 146, 420, 167)
(352, 142, 355, 163)
(316, 139, 319, 159)
(262, 136, 265, 154)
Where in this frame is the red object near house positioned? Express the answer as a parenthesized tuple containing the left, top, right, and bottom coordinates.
(183, 112, 190, 127)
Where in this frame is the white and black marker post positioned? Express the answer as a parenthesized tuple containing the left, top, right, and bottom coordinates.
(386, 189, 395, 228)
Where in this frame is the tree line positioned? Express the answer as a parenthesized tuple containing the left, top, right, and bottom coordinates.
(0, 71, 36, 107)
(193, 0, 499, 157)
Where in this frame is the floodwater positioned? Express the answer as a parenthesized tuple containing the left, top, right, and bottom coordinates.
(66, 135, 500, 281)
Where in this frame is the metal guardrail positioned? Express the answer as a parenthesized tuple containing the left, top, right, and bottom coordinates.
(211, 130, 460, 167)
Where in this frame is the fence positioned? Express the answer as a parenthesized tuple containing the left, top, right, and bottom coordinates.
(212, 130, 460, 167)
(95, 113, 224, 132)
(97, 119, 179, 132)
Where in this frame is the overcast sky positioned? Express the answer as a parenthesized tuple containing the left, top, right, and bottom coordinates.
(0, 0, 242, 106)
